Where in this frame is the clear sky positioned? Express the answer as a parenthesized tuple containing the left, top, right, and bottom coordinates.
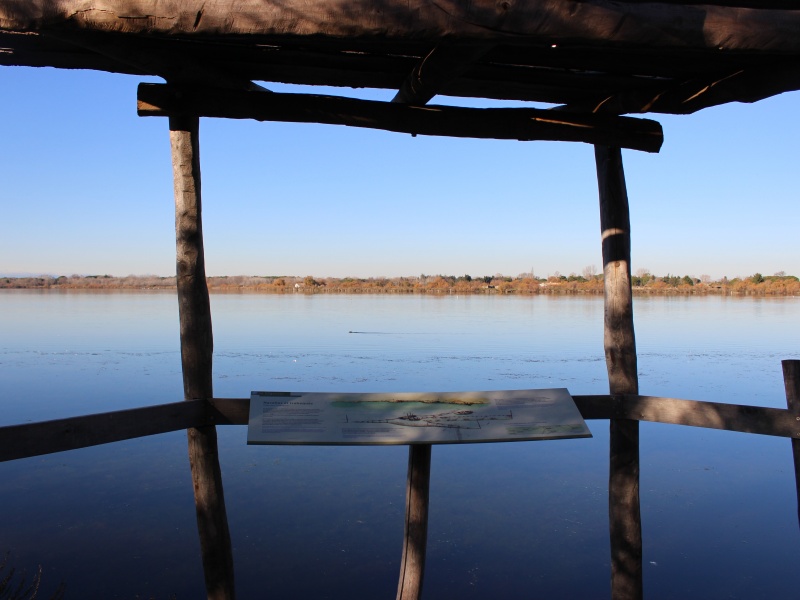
(2, 66, 798, 280)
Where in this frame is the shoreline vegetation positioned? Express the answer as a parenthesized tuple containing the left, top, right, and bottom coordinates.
(2, 271, 799, 296)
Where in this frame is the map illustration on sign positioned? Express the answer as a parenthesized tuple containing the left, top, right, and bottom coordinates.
(247, 389, 591, 445)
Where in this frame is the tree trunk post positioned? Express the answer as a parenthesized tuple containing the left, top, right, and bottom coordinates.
(170, 114, 236, 600)
(781, 360, 800, 528)
(595, 145, 643, 600)
(396, 444, 432, 600)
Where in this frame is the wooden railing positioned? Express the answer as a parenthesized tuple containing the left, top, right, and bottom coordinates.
(4, 390, 800, 463)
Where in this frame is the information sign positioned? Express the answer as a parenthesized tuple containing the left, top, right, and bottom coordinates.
(247, 389, 591, 445)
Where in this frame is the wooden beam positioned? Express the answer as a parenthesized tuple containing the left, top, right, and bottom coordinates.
(559, 61, 800, 116)
(43, 30, 266, 91)
(4, 1, 800, 54)
(573, 395, 616, 420)
(170, 114, 236, 600)
(0, 400, 208, 462)
(595, 145, 642, 600)
(208, 398, 250, 425)
(392, 42, 494, 105)
(615, 0, 798, 7)
(7, 29, 800, 115)
(138, 84, 664, 152)
(782, 360, 800, 529)
(574, 395, 800, 438)
(2, 394, 798, 464)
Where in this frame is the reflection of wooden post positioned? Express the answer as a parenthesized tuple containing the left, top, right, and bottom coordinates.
(396, 444, 432, 600)
(781, 360, 800, 528)
(170, 114, 236, 600)
(595, 145, 642, 600)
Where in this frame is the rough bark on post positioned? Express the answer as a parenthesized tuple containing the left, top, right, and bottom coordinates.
(781, 360, 800, 528)
(396, 444, 432, 600)
(170, 113, 236, 600)
(595, 145, 642, 600)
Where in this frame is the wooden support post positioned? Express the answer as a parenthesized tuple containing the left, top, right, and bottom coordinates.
(781, 360, 800, 528)
(390, 66, 436, 600)
(396, 444, 432, 600)
(170, 114, 236, 600)
(595, 145, 643, 600)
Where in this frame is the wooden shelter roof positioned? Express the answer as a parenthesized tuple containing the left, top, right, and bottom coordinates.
(2, 1, 800, 121)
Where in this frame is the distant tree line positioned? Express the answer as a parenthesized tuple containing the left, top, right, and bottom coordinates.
(3, 270, 799, 296)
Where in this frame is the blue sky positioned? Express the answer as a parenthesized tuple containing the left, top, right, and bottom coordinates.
(2, 66, 798, 280)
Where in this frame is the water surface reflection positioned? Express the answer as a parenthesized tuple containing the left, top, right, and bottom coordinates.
(1, 292, 798, 598)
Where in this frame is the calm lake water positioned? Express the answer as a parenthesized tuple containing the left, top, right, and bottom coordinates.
(1, 291, 799, 599)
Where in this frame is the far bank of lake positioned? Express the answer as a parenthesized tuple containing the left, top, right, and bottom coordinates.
(3, 272, 799, 296)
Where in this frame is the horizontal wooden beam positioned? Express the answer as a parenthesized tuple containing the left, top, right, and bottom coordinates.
(5, 30, 798, 115)
(43, 30, 265, 91)
(4, 1, 800, 54)
(574, 394, 800, 438)
(137, 84, 664, 152)
(559, 61, 800, 115)
(615, 0, 797, 7)
(572, 395, 615, 419)
(208, 397, 250, 425)
(0, 400, 208, 462)
(2, 394, 796, 463)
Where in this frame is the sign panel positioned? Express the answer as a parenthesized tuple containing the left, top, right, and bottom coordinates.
(247, 389, 591, 445)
